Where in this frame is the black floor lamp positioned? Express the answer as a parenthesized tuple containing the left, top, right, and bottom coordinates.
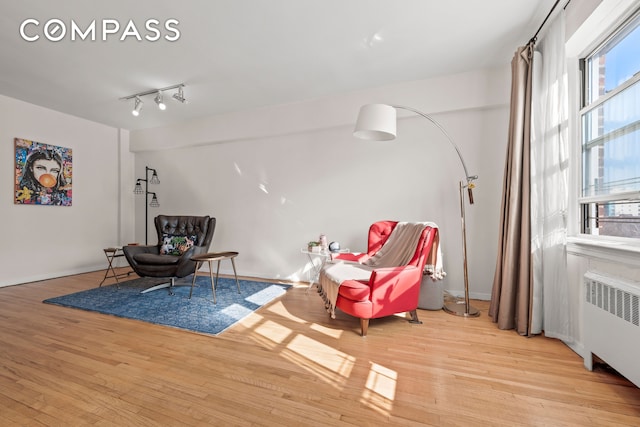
(353, 103, 480, 317)
(134, 166, 160, 245)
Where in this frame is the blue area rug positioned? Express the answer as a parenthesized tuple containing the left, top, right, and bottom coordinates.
(43, 276, 291, 335)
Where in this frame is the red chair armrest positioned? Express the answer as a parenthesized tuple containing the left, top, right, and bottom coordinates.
(368, 266, 421, 293)
(331, 252, 370, 263)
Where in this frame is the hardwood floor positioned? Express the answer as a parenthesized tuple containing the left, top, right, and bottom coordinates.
(1, 269, 639, 426)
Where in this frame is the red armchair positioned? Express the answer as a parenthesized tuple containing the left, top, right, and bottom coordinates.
(319, 221, 439, 336)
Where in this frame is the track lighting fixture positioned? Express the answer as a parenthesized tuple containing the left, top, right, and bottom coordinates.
(172, 85, 187, 104)
(154, 91, 166, 111)
(131, 96, 143, 116)
(121, 83, 186, 118)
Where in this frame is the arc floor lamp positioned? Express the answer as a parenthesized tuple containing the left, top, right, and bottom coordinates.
(353, 103, 480, 317)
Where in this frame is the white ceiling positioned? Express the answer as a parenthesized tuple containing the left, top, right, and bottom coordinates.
(0, 0, 555, 131)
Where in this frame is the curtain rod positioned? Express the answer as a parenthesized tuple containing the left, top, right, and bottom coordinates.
(529, 0, 569, 44)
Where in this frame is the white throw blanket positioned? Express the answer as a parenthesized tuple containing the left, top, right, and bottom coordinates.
(318, 222, 444, 318)
(318, 261, 374, 318)
(364, 222, 429, 268)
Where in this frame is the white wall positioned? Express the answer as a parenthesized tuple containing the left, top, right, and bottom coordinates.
(130, 67, 511, 299)
(0, 95, 133, 287)
(0, 67, 510, 297)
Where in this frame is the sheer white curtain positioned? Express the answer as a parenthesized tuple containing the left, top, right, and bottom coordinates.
(530, 11, 573, 341)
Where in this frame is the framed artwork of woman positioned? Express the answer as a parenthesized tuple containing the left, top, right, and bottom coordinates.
(14, 138, 72, 206)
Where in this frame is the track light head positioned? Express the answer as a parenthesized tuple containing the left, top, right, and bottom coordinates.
(154, 91, 166, 111)
(172, 85, 187, 104)
(132, 96, 143, 116)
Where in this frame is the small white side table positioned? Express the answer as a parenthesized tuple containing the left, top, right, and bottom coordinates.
(301, 248, 330, 293)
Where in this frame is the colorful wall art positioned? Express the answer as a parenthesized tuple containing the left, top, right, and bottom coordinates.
(14, 138, 72, 206)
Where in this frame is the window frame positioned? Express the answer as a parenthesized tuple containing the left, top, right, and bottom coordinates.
(577, 8, 640, 240)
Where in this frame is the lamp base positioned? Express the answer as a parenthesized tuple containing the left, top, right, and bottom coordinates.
(443, 301, 480, 317)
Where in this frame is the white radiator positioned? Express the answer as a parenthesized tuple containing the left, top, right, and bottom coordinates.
(583, 271, 640, 387)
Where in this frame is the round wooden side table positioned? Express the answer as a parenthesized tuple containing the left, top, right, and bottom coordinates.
(190, 252, 240, 303)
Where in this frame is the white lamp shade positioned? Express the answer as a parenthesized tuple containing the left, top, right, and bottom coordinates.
(353, 104, 397, 141)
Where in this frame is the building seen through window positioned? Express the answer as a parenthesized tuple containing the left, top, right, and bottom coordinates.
(581, 9, 640, 238)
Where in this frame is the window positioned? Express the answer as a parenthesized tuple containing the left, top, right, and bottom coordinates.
(580, 10, 640, 238)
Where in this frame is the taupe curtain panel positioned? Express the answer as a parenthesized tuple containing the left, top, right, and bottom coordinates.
(489, 42, 535, 336)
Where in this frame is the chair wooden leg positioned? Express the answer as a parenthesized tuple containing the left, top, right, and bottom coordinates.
(360, 318, 369, 337)
(408, 309, 423, 324)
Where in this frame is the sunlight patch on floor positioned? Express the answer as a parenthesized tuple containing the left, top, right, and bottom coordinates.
(238, 312, 263, 329)
(360, 362, 397, 414)
(280, 334, 355, 387)
(220, 303, 253, 320)
(266, 301, 308, 323)
(366, 362, 397, 400)
(254, 320, 293, 345)
(309, 323, 343, 339)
